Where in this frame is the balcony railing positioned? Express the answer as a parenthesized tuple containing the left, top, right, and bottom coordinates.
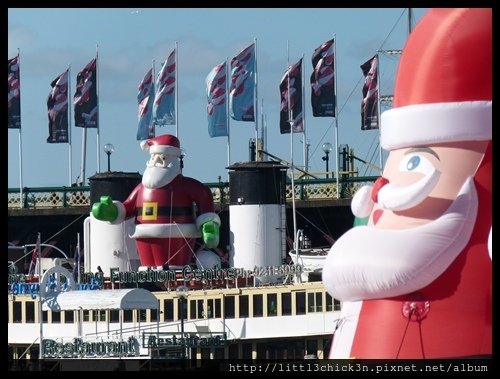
(8, 176, 377, 210)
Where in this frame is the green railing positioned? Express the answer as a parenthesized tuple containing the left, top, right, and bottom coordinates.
(8, 176, 378, 210)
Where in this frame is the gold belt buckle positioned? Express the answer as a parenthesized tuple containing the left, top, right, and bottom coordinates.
(142, 202, 158, 221)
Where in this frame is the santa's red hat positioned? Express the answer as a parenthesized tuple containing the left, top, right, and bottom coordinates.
(140, 134, 181, 156)
(381, 8, 492, 150)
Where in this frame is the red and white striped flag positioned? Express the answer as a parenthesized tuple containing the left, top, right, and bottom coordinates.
(28, 234, 41, 276)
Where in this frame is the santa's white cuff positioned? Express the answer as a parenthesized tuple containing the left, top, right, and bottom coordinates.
(110, 201, 126, 224)
(196, 212, 221, 229)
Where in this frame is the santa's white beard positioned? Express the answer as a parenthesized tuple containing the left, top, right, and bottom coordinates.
(322, 177, 478, 302)
(142, 162, 180, 189)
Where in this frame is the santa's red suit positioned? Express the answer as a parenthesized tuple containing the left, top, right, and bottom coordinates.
(109, 134, 220, 267)
(323, 8, 491, 359)
(117, 175, 216, 267)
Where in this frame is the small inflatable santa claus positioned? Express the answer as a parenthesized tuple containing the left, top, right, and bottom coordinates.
(323, 8, 491, 358)
(92, 134, 221, 267)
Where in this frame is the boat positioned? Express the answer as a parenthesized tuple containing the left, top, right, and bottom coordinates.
(8, 161, 346, 371)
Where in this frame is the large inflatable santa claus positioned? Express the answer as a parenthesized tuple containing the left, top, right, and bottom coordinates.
(92, 134, 221, 267)
(323, 8, 491, 358)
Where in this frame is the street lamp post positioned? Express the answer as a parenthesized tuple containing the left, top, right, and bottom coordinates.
(103, 143, 114, 172)
(176, 285, 188, 369)
(322, 142, 333, 178)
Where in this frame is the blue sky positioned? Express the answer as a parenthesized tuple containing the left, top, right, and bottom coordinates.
(8, 8, 428, 188)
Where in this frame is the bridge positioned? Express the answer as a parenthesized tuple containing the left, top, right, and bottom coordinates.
(8, 175, 377, 267)
(8, 176, 377, 212)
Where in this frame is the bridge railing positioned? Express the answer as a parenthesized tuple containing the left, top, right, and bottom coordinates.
(8, 176, 377, 210)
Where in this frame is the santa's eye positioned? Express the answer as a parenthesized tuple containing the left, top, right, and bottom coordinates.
(398, 153, 434, 175)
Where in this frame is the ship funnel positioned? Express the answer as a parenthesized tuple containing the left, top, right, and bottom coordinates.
(84, 172, 142, 275)
(227, 162, 287, 284)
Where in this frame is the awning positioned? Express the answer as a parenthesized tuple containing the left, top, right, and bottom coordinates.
(42, 288, 159, 311)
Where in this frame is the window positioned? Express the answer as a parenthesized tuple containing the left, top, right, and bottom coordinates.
(224, 296, 235, 319)
(256, 343, 267, 359)
(242, 343, 252, 359)
(139, 310, 147, 322)
(239, 295, 249, 318)
(163, 299, 174, 321)
(253, 294, 263, 317)
(281, 292, 292, 316)
(306, 339, 318, 357)
(189, 299, 203, 320)
(150, 308, 158, 322)
(200, 347, 211, 360)
(123, 310, 133, 322)
(51, 310, 61, 323)
(207, 299, 214, 319)
(97, 310, 107, 322)
(13, 301, 22, 323)
(214, 347, 224, 359)
(228, 344, 239, 359)
(308, 292, 323, 312)
(83, 310, 90, 322)
(42, 310, 49, 323)
(26, 302, 35, 323)
(64, 310, 74, 323)
(214, 299, 221, 318)
(267, 293, 277, 316)
(325, 293, 342, 311)
(334, 298, 341, 311)
(109, 310, 119, 323)
(295, 292, 306, 315)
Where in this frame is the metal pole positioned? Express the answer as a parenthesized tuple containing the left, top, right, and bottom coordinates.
(181, 297, 185, 369)
(326, 153, 329, 178)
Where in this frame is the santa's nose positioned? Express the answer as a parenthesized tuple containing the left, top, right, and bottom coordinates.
(371, 176, 390, 203)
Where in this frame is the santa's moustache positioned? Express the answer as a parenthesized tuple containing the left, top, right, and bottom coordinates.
(323, 177, 478, 302)
(142, 159, 181, 189)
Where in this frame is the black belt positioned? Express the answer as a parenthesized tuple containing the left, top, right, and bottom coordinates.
(136, 206, 193, 217)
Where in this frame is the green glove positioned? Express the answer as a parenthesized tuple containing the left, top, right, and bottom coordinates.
(92, 195, 118, 222)
(202, 221, 220, 249)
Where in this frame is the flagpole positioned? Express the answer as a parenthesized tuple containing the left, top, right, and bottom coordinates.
(17, 49, 23, 208)
(301, 55, 307, 172)
(376, 53, 382, 170)
(287, 41, 298, 252)
(95, 45, 101, 173)
(37, 232, 44, 368)
(253, 38, 259, 160)
(225, 57, 231, 177)
(152, 59, 156, 137)
(175, 41, 179, 138)
(68, 64, 73, 186)
(333, 35, 340, 199)
(261, 98, 266, 161)
(80, 126, 87, 186)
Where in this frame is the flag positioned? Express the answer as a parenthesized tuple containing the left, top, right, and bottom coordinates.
(229, 43, 255, 121)
(74, 58, 98, 128)
(279, 58, 303, 134)
(360, 55, 379, 130)
(47, 69, 69, 143)
(206, 62, 228, 138)
(137, 68, 155, 140)
(153, 49, 176, 126)
(28, 235, 41, 276)
(311, 39, 335, 117)
(8, 54, 21, 129)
